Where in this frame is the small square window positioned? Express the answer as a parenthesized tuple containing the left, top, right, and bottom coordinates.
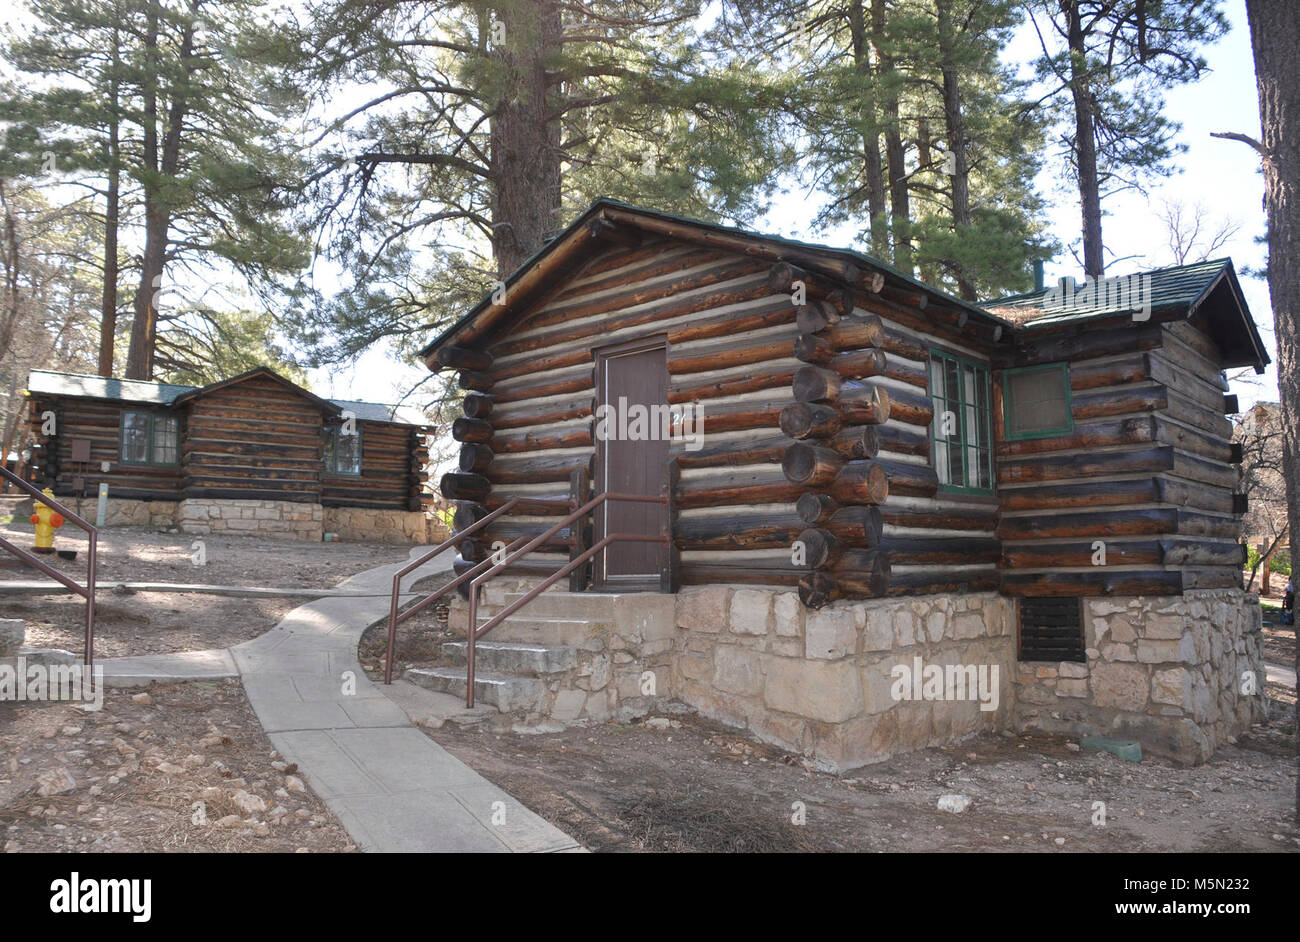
(325, 425, 362, 475)
(1004, 363, 1073, 439)
(120, 411, 179, 466)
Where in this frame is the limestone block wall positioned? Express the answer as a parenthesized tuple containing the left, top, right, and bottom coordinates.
(323, 506, 432, 544)
(1013, 589, 1267, 764)
(672, 587, 1016, 771)
(99, 498, 180, 528)
(177, 498, 323, 542)
(446, 581, 677, 723)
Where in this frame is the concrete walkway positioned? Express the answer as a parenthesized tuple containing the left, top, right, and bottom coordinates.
(226, 546, 581, 853)
(0, 580, 407, 598)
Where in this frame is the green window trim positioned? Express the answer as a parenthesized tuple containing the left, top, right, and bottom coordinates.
(929, 349, 995, 496)
(323, 424, 363, 476)
(1002, 362, 1074, 441)
(119, 411, 179, 467)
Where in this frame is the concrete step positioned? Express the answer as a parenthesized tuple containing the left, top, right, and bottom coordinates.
(472, 615, 607, 646)
(442, 640, 577, 676)
(404, 666, 545, 713)
(482, 590, 619, 621)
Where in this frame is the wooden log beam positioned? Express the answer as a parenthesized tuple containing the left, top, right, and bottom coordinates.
(458, 443, 494, 472)
(1001, 570, 1183, 598)
(779, 402, 843, 440)
(782, 443, 845, 487)
(793, 365, 843, 403)
(458, 370, 495, 392)
(877, 458, 940, 498)
(451, 416, 494, 444)
(826, 460, 889, 505)
(436, 345, 492, 372)
(837, 385, 891, 426)
(440, 472, 490, 502)
(796, 527, 842, 568)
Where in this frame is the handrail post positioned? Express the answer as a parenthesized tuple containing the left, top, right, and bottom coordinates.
(459, 493, 670, 708)
(85, 529, 96, 670)
(381, 497, 519, 685)
(384, 562, 403, 685)
(467, 580, 479, 708)
(0, 467, 98, 668)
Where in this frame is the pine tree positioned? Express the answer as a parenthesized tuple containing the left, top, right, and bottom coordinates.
(3, 0, 313, 380)
(1026, 0, 1227, 276)
(291, 0, 788, 365)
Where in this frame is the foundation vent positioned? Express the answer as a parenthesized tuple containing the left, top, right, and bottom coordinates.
(1018, 597, 1085, 662)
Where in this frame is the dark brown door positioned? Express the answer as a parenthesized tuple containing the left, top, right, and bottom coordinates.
(594, 338, 670, 589)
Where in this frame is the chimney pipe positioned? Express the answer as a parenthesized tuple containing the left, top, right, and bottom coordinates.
(1032, 259, 1045, 292)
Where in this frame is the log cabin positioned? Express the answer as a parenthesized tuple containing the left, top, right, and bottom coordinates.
(23, 366, 432, 543)
(419, 199, 1270, 768)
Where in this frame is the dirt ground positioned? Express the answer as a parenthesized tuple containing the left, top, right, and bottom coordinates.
(0, 525, 419, 657)
(424, 713, 1298, 853)
(0, 680, 355, 853)
(0, 520, 413, 588)
(2, 593, 297, 659)
(377, 584, 1299, 854)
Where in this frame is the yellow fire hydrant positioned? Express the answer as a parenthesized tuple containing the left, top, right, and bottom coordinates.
(30, 488, 64, 555)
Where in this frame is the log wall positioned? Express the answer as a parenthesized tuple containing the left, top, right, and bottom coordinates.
(996, 321, 1245, 597)
(181, 374, 325, 503)
(437, 236, 1248, 608)
(320, 421, 429, 512)
(26, 396, 183, 500)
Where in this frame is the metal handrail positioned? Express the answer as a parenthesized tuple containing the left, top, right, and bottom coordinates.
(382, 497, 520, 684)
(463, 491, 669, 707)
(0, 467, 97, 667)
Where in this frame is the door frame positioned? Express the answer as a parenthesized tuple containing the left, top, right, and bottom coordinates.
(592, 333, 671, 590)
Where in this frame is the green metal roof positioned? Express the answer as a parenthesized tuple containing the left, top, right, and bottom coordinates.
(26, 369, 197, 405)
(986, 258, 1235, 327)
(25, 369, 427, 426)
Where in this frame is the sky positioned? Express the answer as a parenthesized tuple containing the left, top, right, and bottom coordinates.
(311, 0, 1277, 412)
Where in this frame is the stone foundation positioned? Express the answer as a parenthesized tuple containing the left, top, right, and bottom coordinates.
(443, 582, 1267, 770)
(177, 498, 324, 541)
(446, 580, 677, 723)
(77, 496, 440, 544)
(323, 506, 435, 544)
(98, 497, 180, 528)
(1013, 589, 1267, 764)
(674, 587, 1016, 770)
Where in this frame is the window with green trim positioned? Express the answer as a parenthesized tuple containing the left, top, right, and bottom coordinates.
(929, 351, 994, 494)
(324, 424, 362, 475)
(1004, 363, 1073, 440)
(120, 411, 179, 466)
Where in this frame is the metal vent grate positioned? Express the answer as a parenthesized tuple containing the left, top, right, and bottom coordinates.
(1018, 597, 1085, 662)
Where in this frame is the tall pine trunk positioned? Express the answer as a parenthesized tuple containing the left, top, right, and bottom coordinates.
(488, 0, 563, 277)
(871, 0, 911, 275)
(97, 26, 121, 378)
(849, 0, 888, 259)
(936, 0, 975, 300)
(125, 2, 193, 380)
(1065, 0, 1104, 277)
(124, 2, 161, 380)
(1243, 0, 1300, 821)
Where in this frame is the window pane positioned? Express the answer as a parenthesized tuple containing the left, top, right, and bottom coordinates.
(153, 416, 178, 464)
(338, 431, 361, 473)
(326, 427, 361, 473)
(1008, 366, 1070, 436)
(122, 413, 149, 463)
